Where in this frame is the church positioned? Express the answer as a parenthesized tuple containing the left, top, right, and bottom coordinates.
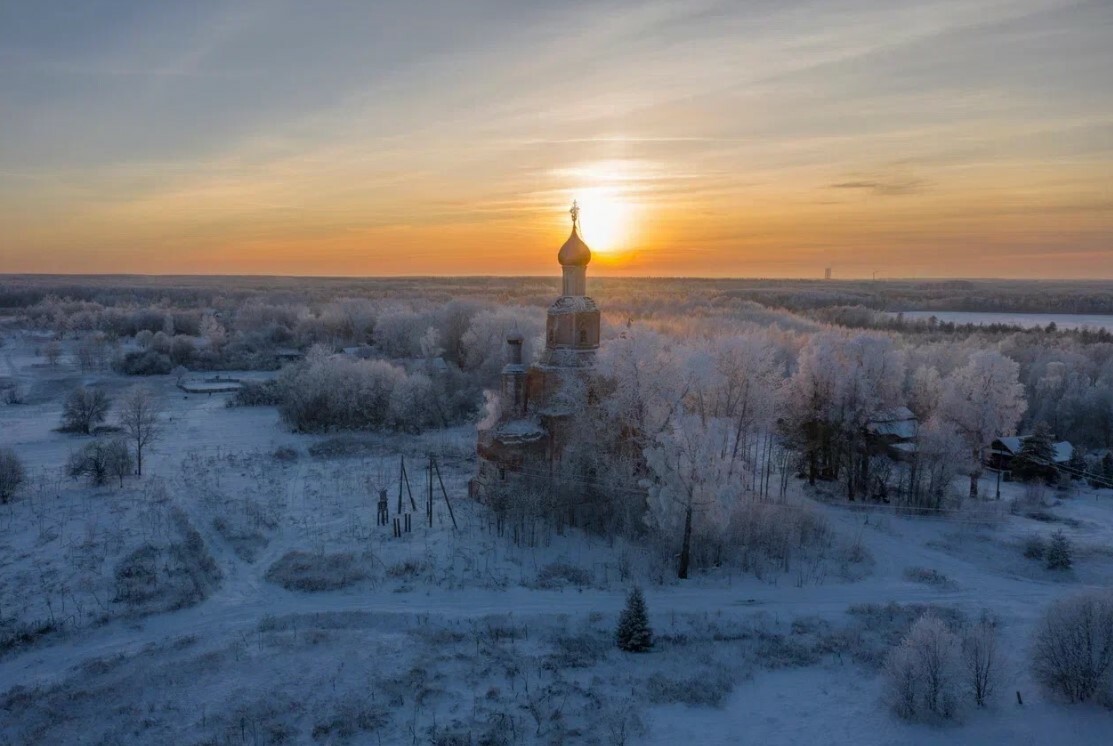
(471, 202, 601, 499)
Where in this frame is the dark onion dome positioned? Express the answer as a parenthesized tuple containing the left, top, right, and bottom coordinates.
(558, 226, 592, 266)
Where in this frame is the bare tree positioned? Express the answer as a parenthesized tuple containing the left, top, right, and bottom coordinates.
(962, 614, 1005, 707)
(118, 385, 164, 476)
(0, 448, 26, 503)
(61, 386, 111, 434)
(67, 439, 132, 487)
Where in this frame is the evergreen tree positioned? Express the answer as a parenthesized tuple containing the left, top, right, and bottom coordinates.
(1102, 453, 1113, 489)
(616, 587, 653, 652)
(1011, 423, 1056, 484)
(1045, 531, 1073, 571)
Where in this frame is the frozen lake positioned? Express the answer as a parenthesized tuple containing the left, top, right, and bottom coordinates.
(894, 310, 1113, 331)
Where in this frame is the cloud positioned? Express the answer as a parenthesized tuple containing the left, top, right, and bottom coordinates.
(828, 177, 927, 196)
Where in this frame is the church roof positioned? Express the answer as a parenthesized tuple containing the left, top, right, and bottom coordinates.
(558, 225, 591, 267)
(557, 200, 591, 266)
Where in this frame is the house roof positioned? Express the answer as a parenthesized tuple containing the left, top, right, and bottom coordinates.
(992, 435, 1073, 463)
(865, 407, 918, 440)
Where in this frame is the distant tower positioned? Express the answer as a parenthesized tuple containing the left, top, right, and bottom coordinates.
(824, 267, 832, 281)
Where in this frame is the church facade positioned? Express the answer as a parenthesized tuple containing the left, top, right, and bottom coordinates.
(471, 202, 601, 499)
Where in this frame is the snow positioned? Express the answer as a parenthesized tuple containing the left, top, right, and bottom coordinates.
(2, 330, 1113, 743)
(895, 311, 1113, 332)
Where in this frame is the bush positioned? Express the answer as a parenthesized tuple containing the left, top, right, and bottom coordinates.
(903, 567, 956, 589)
(884, 615, 963, 721)
(0, 448, 26, 503)
(1045, 531, 1073, 570)
(1022, 534, 1046, 559)
(535, 562, 592, 589)
(615, 587, 653, 653)
(265, 551, 370, 592)
(113, 349, 173, 375)
(1031, 592, 1113, 704)
(271, 446, 299, 462)
(646, 669, 732, 707)
(230, 379, 281, 407)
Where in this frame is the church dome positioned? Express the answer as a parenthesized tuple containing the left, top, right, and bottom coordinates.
(557, 200, 591, 266)
(558, 227, 591, 266)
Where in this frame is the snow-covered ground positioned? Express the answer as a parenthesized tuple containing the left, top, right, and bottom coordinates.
(895, 311, 1113, 331)
(1, 331, 1112, 744)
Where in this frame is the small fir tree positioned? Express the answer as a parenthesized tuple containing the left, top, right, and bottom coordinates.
(1045, 530, 1073, 571)
(616, 587, 653, 652)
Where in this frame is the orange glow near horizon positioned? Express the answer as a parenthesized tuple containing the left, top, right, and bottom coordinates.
(2, 2, 1112, 279)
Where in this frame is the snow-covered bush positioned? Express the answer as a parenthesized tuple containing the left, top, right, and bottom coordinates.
(903, 567, 956, 589)
(1022, 533, 1046, 559)
(264, 551, 372, 592)
(884, 614, 963, 721)
(645, 669, 732, 707)
(535, 562, 593, 589)
(1045, 530, 1073, 570)
(1031, 592, 1113, 704)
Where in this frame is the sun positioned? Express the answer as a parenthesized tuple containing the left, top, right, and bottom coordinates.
(571, 187, 636, 256)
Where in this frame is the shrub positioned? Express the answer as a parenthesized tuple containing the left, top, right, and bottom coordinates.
(903, 567, 956, 589)
(535, 562, 592, 589)
(615, 587, 653, 653)
(1022, 534, 1046, 559)
(265, 551, 370, 592)
(271, 446, 299, 462)
(0, 448, 26, 503)
(884, 615, 963, 721)
(230, 379, 281, 407)
(113, 349, 173, 375)
(1045, 531, 1072, 570)
(1031, 592, 1113, 704)
(646, 669, 732, 707)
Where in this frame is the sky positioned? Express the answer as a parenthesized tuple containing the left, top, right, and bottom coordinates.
(1, 0, 1111, 279)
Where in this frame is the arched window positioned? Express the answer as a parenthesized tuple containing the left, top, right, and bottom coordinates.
(578, 327, 587, 345)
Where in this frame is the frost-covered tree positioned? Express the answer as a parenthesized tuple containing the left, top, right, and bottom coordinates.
(1031, 592, 1113, 703)
(884, 615, 963, 721)
(0, 448, 26, 504)
(615, 587, 653, 652)
(199, 313, 226, 352)
(643, 415, 741, 579)
(61, 386, 111, 434)
(940, 350, 1027, 498)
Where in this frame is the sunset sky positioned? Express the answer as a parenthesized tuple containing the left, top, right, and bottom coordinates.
(2, 0, 1112, 278)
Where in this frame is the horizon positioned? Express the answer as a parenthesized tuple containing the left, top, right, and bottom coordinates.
(2, 1, 1112, 278)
